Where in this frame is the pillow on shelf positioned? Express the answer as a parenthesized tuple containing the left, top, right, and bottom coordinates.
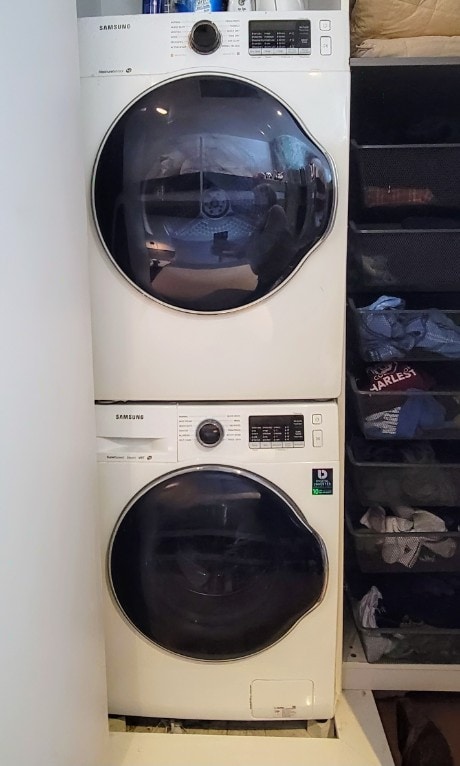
(355, 35, 460, 58)
(351, 0, 460, 52)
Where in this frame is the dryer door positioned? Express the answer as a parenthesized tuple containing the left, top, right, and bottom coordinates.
(109, 466, 327, 660)
(93, 74, 334, 313)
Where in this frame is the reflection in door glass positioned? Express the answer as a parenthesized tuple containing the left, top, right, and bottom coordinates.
(94, 76, 334, 312)
(110, 467, 326, 660)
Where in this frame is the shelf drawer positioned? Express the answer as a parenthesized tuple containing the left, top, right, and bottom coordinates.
(351, 141, 460, 216)
(346, 440, 460, 507)
(348, 372, 460, 440)
(345, 505, 460, 574)
(348, 297, 460, 363)
(348, 222, 460, 292)
(353, 606, 460, 665)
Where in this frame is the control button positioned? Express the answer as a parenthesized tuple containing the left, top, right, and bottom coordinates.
(312, 414, 322, 425)
(272, 442, 284, 449)
(249, 48, 262, 56)
(312, 430, 323, 448)
(262, 48, 275, 55)
(282, 442, 294, 449)
(298, 48, 311, 55)
(285, 47, 299, 54)
(260, 442, 272, 448)
(249, 442, 260, 449)
(293, 442, 305, 448)
(319, 19, 331, 31)
(189, 20, 221, 55)
(272, 48, 287, 55)
(320, 36, 332, 55)
(196, 419, 224, 447)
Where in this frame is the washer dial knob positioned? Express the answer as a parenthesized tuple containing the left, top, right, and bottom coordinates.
(189, 20, 221, 55)
(196, 419, 224, 447)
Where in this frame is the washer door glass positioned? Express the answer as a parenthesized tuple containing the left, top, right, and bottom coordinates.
(94, 75, 334, 312)
(109, 466, 326, 660)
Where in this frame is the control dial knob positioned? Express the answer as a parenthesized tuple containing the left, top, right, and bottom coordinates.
(196, 419, 224, 447)
(189, 20, 221, 55)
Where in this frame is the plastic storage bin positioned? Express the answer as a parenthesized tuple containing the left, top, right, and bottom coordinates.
(348, 221, 460, 292)
(348, 371, 460, 440)
(346, 439, 460, 507)
(351, 141, 460, 217)
(345, 505, 460, 574)
(348, 296, 460, 363)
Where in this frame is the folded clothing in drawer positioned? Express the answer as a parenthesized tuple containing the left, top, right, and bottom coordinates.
(349, 295, 460, 362)
(347, 221, 460, 292)
(347, 439, 460, 506)
(349, 363, 460, 439)
(349, 574, 460, 664)
(351, 142, 460, 217)
(346, 502, 460, 573)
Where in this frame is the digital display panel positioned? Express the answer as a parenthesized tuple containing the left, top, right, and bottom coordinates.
(249, 20, 311, 54)
(249, 415, 305, 446)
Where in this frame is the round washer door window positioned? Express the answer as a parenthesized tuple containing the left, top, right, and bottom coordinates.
(94, 75, 334, 312)
(109, 466, 327, 660)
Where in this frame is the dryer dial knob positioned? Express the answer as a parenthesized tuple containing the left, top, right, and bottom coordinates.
(189, 20, 221, 55)
(196, 419, 224, 447)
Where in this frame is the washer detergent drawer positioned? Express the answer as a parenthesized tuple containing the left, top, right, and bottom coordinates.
(251, 679, 313, 719)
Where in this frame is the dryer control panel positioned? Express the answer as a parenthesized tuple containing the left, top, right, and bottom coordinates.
(78, 12, 349, 76)
(248, 20, 311, 56)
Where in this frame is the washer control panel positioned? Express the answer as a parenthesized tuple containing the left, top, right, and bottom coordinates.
(249, 415, 304, 449)
(95, 403, 338, 463)
(248, 20, 311, 56)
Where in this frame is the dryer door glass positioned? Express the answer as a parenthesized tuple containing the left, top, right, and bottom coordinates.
(109, 466, 326, 660)
(94, 75, 334, 312)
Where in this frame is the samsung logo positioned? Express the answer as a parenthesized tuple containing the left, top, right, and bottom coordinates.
(99, 23, 131, 31)
(115, 414, 144, 420)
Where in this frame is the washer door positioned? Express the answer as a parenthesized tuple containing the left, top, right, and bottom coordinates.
(109, 466, 327, 660)
(93, 75, 334, 312)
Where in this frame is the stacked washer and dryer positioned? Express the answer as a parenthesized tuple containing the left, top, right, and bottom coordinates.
(79, 4, 349, 723)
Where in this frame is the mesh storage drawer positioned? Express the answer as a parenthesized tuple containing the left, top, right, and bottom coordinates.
(348, 222, 460, 292)
(345, 507, 460, 574)
(348, 372, 460, 440)
(351, 141, 460, 216)
(346, 440, 460, 507)
(348, 297, 460, 363)
(352, 605, 460, 664)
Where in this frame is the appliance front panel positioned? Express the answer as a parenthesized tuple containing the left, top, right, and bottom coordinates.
(97, 402, 341, 719)
(83, 68, 349, 400)
(109, 464, 327, 660)
(100, 459, 340, 719)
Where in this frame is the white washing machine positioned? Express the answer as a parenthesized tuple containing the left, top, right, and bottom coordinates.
(96, 401, 341, 720)
(79, 8, 350, 402)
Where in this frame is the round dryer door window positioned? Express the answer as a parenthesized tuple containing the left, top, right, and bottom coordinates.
(109, 466, 327, 661)
(93, 75, 334, 312)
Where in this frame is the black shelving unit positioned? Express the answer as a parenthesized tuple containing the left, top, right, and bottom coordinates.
(345, 61, 460, 670)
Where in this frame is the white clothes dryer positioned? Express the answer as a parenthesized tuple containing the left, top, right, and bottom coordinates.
(96, 400, 341, 720)
(79, 9, 350, 402)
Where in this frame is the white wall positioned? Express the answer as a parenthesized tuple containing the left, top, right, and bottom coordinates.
(0, 2, 108, 764)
